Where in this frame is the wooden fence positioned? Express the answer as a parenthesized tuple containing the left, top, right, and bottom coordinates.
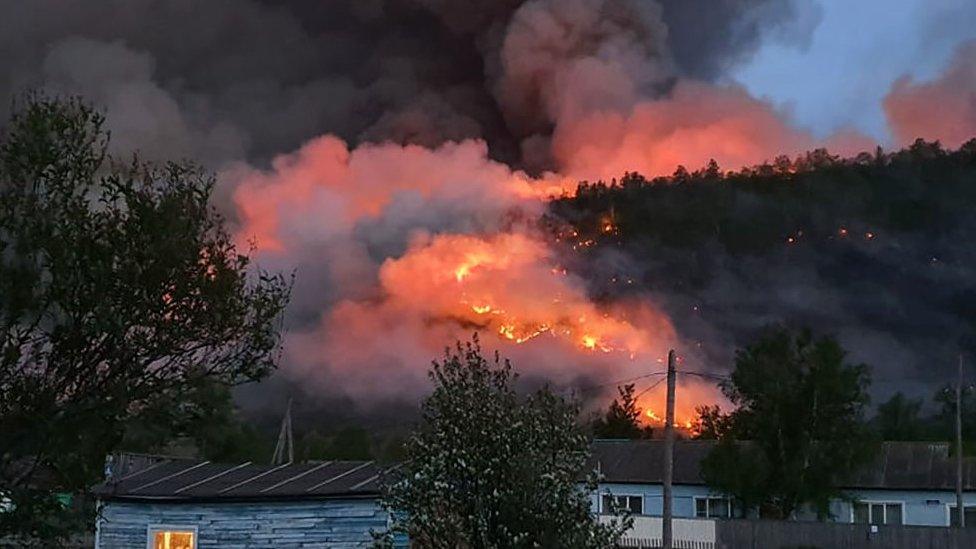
(714, 519, 976, 549)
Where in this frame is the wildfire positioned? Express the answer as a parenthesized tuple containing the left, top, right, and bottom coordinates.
(643, 409, 699, 434)
(379, 232, 672, 356)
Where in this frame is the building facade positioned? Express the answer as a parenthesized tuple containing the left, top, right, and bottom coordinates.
(591, 439, 976, 527)
(93, 456, 403, 549)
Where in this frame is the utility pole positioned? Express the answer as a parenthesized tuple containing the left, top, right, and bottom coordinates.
(957, 355, 965, 528)
(662, 349, 676, 549)
(272, 397, 294, 465)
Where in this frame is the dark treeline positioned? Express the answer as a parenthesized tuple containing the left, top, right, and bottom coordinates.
(545, 139, 976, 405)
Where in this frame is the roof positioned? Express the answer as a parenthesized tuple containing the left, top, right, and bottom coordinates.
(592, 439, 976, 491)
(92, 457, 394, 502)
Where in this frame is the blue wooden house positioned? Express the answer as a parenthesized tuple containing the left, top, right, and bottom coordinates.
(92, 455, 401, 548)
(592, 439, 976, 527)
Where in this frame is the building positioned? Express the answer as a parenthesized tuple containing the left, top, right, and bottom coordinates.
(92, 455, 403, 549)
(591, 439, 976, 527)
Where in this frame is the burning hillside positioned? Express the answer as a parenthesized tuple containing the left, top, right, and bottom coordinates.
(8, 0, 975, 420)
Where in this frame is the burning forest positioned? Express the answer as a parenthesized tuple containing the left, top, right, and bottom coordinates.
(4, 0, 976, 429)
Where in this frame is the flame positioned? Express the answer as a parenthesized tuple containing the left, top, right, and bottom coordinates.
(379, 232, 672, 356)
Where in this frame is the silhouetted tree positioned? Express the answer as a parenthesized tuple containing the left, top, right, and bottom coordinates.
(0, 96, 290, 542)
(700, 327, 877, 519)
(592, 384, 653, 439)
(873, 392, 927, 441)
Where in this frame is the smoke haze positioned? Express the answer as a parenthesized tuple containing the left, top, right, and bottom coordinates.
(3, 0, 974, 421)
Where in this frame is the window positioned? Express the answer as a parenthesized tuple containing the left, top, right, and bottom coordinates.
(852, 502, 903, 525)
(948, 505, 976, 528)
(601, 494, 643, 514)
(695, 497, 732, 519)
(147, 526, 196, 549)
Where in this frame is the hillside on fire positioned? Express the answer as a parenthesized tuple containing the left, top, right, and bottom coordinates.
(546, 140, 976, 396)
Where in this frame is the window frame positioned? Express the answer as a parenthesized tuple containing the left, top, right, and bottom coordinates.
(599, 492, 644, 515)
(944, 503, 976, 527)
(693, 496, 733, 519)
(146, 524, 198, 549)
(850, 500, 905, 525)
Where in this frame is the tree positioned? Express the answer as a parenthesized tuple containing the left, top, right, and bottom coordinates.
(700, 327, 877, 519)
(873, 392, 927, 441)
(120, 372, 274, 463)
(0, 96, 290, 541)
(379, 338, 629, 548)
(592, 383, 653, 439)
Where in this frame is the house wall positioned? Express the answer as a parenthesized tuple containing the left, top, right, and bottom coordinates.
(595, 482, 976, 527)
(95, 498, 396, 549)
(594, 482, 719, 518)
(832, 489, 976, 526)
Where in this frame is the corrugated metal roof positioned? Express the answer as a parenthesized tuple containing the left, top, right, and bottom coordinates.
(592, 439, 976, 491)
(93, 458, 391, 501)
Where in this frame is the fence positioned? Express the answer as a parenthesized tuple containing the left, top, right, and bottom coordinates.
(714, 519, 976, 549)
(602, 515, 716, 548)
(607, 517, 976, 548)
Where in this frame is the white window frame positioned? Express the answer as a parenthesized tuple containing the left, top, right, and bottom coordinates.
(850, 500, 904, 525)
(944, 503, 976, 527)
(600, 492, 644, 515)
(693, 496, 733, 519)
(146, 524, 199, 549)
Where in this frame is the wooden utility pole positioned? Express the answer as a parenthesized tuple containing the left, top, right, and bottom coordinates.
(272, 397, 294, 465)
(957, 355, 965, 528)
(662, 350, 676, 549)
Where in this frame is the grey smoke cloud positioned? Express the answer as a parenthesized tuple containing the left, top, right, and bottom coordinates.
(0, 0, 812, 168)
(0, 0, 825, 420)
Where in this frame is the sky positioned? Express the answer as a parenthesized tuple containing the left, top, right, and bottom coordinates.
(3, 0, 975, 417)
(734, 0, 976, 143)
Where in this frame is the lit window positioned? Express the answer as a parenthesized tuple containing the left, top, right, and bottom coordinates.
(148, 527, 196, 549)
(695, 497, 732, 519)
(601, 494, 643, 515)
(852, 502, 903, 525)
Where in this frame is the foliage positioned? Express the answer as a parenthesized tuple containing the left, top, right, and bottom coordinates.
(0, 96, 290, 541)
(592, 383, 654, 439)
(299, 426, 374, 461)
(120, 373, 275, 463)
(699, 327, 877, 519)
(379, 338, 629, 548)
(872, 392, 928, 442)
(693, 404, 732, 440)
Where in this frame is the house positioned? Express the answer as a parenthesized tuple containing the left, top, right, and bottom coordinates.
(591, 439, 976, 527)
(92, 454, 403, 548)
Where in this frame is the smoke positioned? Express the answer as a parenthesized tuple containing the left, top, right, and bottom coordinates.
(3, 0, 974, 420)
(885, 39, 976, 148)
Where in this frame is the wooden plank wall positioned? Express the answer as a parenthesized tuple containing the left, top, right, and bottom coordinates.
(96, 499, 395, 548)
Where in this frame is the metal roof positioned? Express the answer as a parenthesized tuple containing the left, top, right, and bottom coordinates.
(592, 439, 976, 491)
(92, 458, 395, 502)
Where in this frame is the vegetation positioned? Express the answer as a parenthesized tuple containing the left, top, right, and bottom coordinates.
(698, 327, 876, 520)
(0, 96, 290, 542)
(591, 383, 654, 439)
(379, 338, 629, 548)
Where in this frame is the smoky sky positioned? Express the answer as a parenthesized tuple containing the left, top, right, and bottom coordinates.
(10, 0, 955, 426)
(0, 0, 815, 170)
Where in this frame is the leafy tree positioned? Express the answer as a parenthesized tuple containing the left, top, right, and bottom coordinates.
(379, 338, 629, 548)
(933, 384, 976, 454)
(0, 96, 290, 541)
(873, 392, 927, 441)
(299, 426, 373, 461)
(700, 327, 877, 519)
(592, 383, 653, 439)
(693, 404, 732, 440)
(120, 372, 274, 463)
